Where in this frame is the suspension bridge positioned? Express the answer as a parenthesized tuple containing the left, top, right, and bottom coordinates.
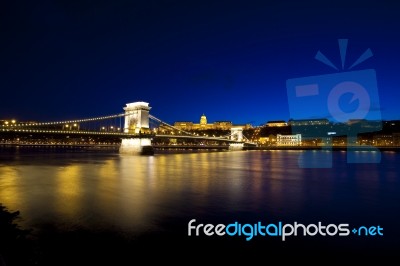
(0, 102, 256, 154)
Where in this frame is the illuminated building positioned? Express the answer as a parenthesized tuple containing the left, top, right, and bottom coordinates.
(276, 134, 302, 146)
(174, 114, 252, 131)
(373, 134, 393, 146)
(288, 119, 330, 126)
(266, 120, 287, 127)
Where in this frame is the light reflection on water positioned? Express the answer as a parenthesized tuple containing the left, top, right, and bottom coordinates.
(0, 149, 399, 241)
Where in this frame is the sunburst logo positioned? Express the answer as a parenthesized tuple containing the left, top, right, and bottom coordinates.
(315, 39, 373, 71)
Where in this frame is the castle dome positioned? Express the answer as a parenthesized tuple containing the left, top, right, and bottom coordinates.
(200, 114, 207, 125)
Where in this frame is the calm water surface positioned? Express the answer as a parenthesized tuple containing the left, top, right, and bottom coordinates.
(0, 147, 399, 263)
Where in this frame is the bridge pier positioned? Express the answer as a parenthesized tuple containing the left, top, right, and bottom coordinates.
(229, 127, 244, 151)
(119, 102, 154, 155)
(120, 138, 153, 155)
(229, 143, 244, 151)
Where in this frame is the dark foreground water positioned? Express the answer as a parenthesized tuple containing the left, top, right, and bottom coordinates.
(0, 147, 399, 264)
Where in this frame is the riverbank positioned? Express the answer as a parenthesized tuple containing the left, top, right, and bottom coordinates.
(1, 143, 399, 152)
(244, 145, 400, 152)
(0, 204, 36, 266)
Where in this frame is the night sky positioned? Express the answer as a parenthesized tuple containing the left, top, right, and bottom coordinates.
(1, 0, 400, 126)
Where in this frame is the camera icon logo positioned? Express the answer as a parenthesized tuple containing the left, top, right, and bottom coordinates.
(286, 39, 382, 168)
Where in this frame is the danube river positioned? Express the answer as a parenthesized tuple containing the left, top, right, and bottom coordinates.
(0, 147, 399, 264)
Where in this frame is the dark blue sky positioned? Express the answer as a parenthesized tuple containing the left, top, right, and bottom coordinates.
(1, 0, 400, 126)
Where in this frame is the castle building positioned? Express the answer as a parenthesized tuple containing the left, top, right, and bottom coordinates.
(174, 114, 251, 131)
(266, 120, 287, 127)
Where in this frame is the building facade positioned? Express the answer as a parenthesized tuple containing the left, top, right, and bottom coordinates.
(266, 120, 287, 127)
(288, 119, 330, 126)
(174, 114, 252, 131)
(276, 134, 302, 146)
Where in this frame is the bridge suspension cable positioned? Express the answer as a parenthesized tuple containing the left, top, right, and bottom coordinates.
(149, 114, 197, 136)
(9, 113, 127, 127)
